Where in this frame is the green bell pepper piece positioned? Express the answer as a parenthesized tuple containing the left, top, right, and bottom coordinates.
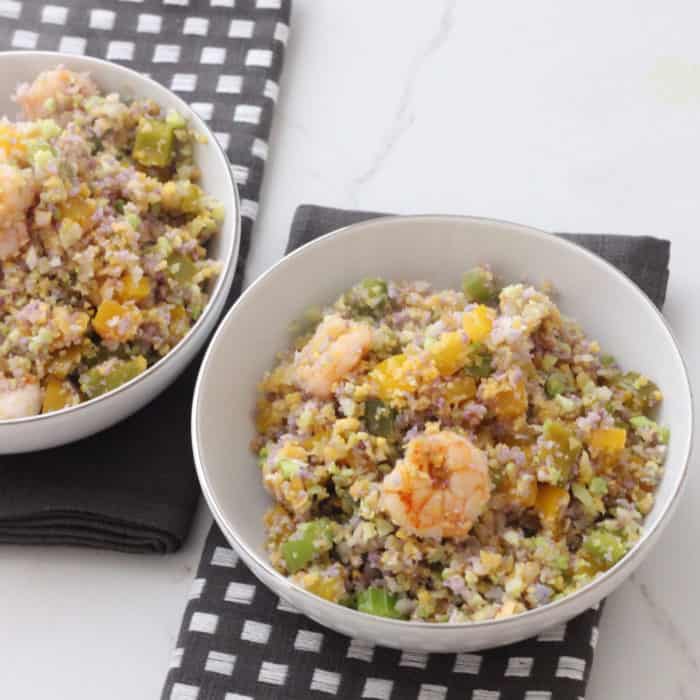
(168, 252, 197, 284)
(132, 118, 174, 167)
(364, 398, 396, 438)
(545, 371, 572, 398)
(464, 343, 493, 377)
(462, 266, 497, 302)
(582, 529, 626, 568)
(79, 356, 147, 399)
(282, 519, 333, 574)
(346, 277, 388, 318)
(356, 587, 404, 619)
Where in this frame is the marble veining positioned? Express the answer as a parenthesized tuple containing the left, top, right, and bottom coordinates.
(349, 0, 456, 200)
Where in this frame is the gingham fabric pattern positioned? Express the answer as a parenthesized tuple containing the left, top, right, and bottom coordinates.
(0, 0, 290, 299)
(0, 0, 290, 553)
(162, 205, 671, 700)
(164, 528, 602, 700)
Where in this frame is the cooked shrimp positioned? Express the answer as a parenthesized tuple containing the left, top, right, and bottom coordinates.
(380, 430, 491, 540)
(14, 68, 98, 120)
(0, 378, 41, 419)
(294, 314, 372, 399)
(0, 163, 35, 260)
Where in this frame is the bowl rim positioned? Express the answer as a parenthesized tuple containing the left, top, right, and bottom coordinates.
(192, 213, 693, 631)
(0, 50, 240, 426)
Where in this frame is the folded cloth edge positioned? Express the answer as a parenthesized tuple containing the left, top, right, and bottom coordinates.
(288, 205, 671, 309)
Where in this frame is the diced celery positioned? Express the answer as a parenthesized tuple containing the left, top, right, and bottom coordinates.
(545, 372, 569, 398)
(555, 394, 576, 413)
(32, 147, 53, 170)
(462, 266, 497, 302)
(542, 354, 558, 371)
(630, 415, 654, 430)
(589, 477, 608, 496)
(582, 529, 626, 568)
(600, 354, 616, 366)
(165, 109, 187, 129)
(37, 119, 61, 139)
(356, 587, 404, 619)
(364, 398, 396, 438)
(630, 415, 669, 444)
(27, 139, 55, 161)
(571, 482, 599, 517)
(156, 236, 173, 257)
(282, 519, 333, 574)
(126, 213, 141, 230)
(278, 458, 302, 479)
(132, 118, 174, 167)
(161, 181, 203, 213)
(79, 356, 147, 399)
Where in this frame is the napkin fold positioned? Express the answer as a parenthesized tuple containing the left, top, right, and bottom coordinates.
(161, 204, 670, 700)
(0, 0, 291, 553)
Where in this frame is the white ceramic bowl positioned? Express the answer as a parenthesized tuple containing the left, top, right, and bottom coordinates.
(0, 52, 239, 454)
(193, 216, 692, 652)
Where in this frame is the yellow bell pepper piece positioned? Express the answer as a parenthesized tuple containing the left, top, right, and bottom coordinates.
(481, 372, 528, 420)
(255, 399, 276, 434)
(297, 572, 345, 602)
(535, 484, 570, 527)
(443, 376, 477, 403)
(58, 193, 96, 229)
(119, 272, 151, 302)
(0, 123, 26, 161)
(277, 442, 307, 461)
(429, 331, 470, 376)
(514, 477, 539, 508)
(42, 375, 75, 413)
(92, 299, 142, 342)
(169, 304, 188, 334)
(48, 346, 82, 380)
(370, 354, 411, 399)
(463, 304, 493, 343)
(589, 427, 627, 452)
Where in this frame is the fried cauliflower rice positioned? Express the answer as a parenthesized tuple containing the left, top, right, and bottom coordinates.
(252, 269, 669, 622)
(0, 68, 222, 419)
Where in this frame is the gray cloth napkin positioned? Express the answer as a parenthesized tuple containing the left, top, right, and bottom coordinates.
(0, 0, 291, 553)
(161, 204, 671, 700)
(289, 206, 670, 307)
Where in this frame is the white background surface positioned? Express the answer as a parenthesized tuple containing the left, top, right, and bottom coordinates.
(1, 2, 699, 698)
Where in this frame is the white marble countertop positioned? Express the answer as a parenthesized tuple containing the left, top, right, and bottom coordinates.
(1, 2, 699, 698)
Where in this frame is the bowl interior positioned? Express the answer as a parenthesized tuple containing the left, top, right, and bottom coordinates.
(0, 52, 238, 438)
(0, 51, 236, 298)
(194, 216, 692, 612)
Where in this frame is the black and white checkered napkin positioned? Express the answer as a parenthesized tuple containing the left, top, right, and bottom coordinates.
(161, 205, 671, 700)
(0, 0, 290, 552)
